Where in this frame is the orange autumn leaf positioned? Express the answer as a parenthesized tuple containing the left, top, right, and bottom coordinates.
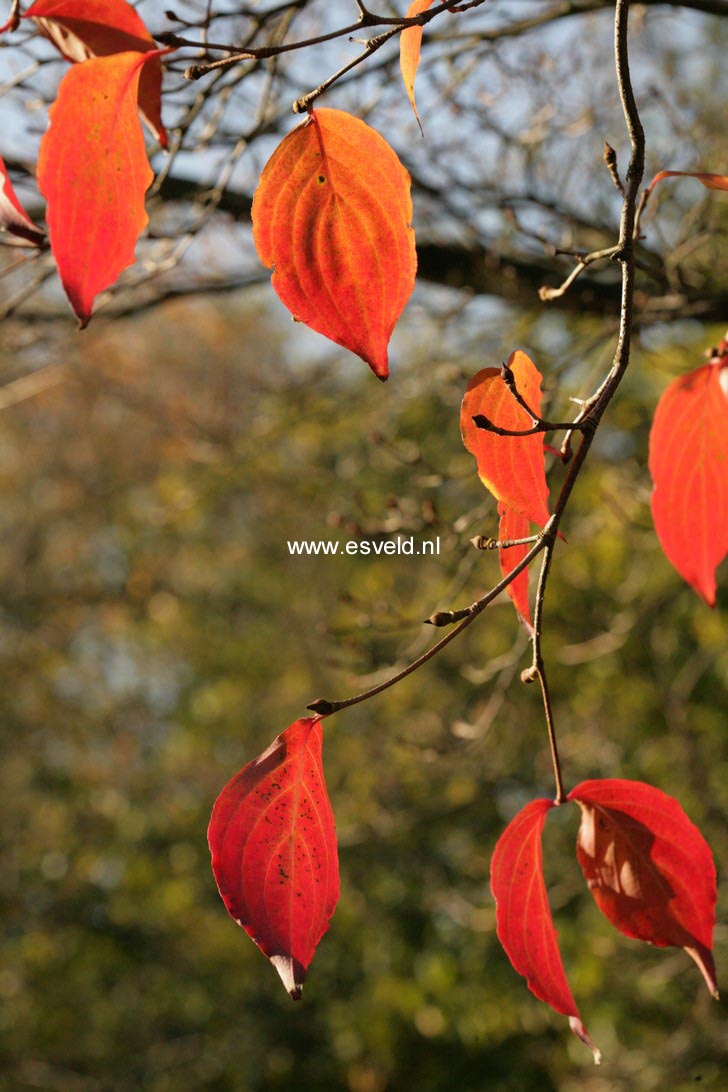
(400, 0, 434, 132)
(23, 0, 167, 147)
(37, 50, 159, 327)
(647, 170, 728, 195)
(460, 350, 550, 526)
(252, 108, 417, 381)
(648, 356, 728, 605)
(497, 503, 532, 629)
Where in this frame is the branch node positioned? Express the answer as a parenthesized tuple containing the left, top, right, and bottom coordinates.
(603, 141, 625, 195)
(470, 535, 497, 551)
(307, 698, 336, 715)
(472, 413, 496, 433)
(425, 610, 456, 627)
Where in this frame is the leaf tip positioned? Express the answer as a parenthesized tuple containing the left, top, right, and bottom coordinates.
(370, 357, 389, 382)
(699, 584, 717, 609)
(270, 954, 306, 1000)
(685, 944, 719, 1000)
(568, 1016, 601, 1064)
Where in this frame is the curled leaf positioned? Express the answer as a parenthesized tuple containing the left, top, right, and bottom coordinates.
(460, 350, 550, 526)
(208, 717, 339, 1000)
(24, 0, 167, 146)
(569, 779, 718, 998)
(0, 154, 45, 246)
(252, 108, 417, 380)
(491, 799, 601, 1062)
(37, 50, 158, 326)
(647, 170, 728, 195)
(400, 0, 434, 132)
(648, 358, 728, 605)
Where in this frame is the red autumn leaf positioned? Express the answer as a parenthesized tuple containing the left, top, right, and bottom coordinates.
(251, 107, 417, 381)
(498, 502, 533, 630)
(208, 717, 339, 1000)
(0, 154, 45, 246)
(22, 0, 167, 147)
(568, 779, 718, 998)
(647, 169, 728, 195)
(648, 357, 728, 605)
(460, 350, 550, 526)
(491, 799, 601, 1061)
(37, 50, 159, 327)
(400, 0, 434, 133)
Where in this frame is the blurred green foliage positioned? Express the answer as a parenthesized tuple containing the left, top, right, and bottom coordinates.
(0, 295, 725, 1091)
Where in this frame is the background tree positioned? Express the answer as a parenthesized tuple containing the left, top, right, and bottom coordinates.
(0, 1, 726, 1089)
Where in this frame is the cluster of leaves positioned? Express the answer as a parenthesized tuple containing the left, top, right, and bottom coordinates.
(0, 0, 725, 1064)
(208, 707, 718, 1061)
(208, 347, 721, 1060)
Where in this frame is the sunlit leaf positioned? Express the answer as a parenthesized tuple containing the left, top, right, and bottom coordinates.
(460, 350, 550, 526)
(491, 799, 601, 1062)
(37, 50, 158, 327)
(252, 107, 417, 381)
(569, 778, 718, 998)
(400, 0, 434, 133)
(648, 357, 728, 605)
(0, 153, 45, 246)
(23, 0, 167, 146)
(208, 717, 339, 1000)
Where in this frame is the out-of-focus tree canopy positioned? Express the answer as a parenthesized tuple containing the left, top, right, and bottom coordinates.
(0, 294, 725, 1089)
(0, 1, 726, 1089)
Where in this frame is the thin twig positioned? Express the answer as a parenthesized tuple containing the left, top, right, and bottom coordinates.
(539, 244, 621, 302)
(526, 0, 645, 802)
(470, 534, 541, 551)
(181, 0, 485, 83)
(293, 29, 399, 113)
(0, 362, 67, 411)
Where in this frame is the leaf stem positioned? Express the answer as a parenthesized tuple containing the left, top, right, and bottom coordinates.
(472, 413, 585, 438)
